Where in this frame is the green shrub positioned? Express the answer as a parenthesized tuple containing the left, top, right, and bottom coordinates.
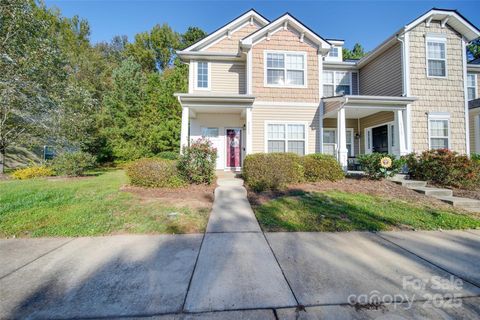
(357, 153, 402, 180)
(405, 149, 480, 189)
(178, 138, 217, 184)
(51, 151, 96, 176)
(126, 158, 185, 188)
(158, 151, 179, 160)
(472, 153, 480, 165)
(243, 153, 304, 191)
(302, 153, 345, 182)
(11, 165, 55, 180)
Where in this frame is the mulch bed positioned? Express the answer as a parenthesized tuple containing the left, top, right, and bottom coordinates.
(121, 182, 216, 209)
(452, 188, 480, 201)
(248, 178, 457, 211)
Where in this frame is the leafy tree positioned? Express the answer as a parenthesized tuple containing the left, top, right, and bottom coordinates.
(180, 26, 207, 49)
(0, 0, 67, 173)
(343, 43, 367, 60)
(467, 39, 480, 60)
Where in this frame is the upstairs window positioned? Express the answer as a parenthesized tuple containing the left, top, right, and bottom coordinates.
(467, 73, 477, 101)
(328, 47, 339, 57)
(323, 71, 351, 97)
(196, 61, 209, 89)
(426, 37, 447, 77)
(265, 52, 306, 87)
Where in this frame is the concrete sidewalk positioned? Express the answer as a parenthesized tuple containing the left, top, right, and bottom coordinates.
(1, 174, 479, 319)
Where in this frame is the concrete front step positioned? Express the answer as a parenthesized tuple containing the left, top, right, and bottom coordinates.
(435, 196, 480, 209)
(410, 186, 453, 197)
(391, 179, 427, 188)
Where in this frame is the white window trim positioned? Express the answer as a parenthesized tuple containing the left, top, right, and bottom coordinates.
(321, 128, 355, 157)
(263, 50, 308, 88)
(467, 73, 478, 101)
(425, 35, 447, 79)
(322, 70, 352, 97)
(194, 61, 211, 90)
(428, 113, 451, 150)
(364, 122, 394, 154)
(264, 121, 309, 154)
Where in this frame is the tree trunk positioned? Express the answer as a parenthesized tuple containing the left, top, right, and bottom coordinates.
(0, 147, 5, 174)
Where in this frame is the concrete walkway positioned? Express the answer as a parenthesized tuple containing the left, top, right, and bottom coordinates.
(1, 174, 480, 319)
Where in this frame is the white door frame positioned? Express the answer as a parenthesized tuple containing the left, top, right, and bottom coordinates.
(225, 127, 243, 171)
(364, 121, 394, 154)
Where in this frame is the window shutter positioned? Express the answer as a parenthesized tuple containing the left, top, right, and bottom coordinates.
(351, 72, 359, 95)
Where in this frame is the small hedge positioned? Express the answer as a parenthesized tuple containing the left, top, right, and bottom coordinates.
(158, 151, 179, 160)
(11, 165, 55, 180)
(51, 151, 96, 176)
(243, 153, 305, 191)
(126, 158, 186, 188)
(357, 153, 403, 180)
(302, 154, 345, 182)
(405, 149, 480, 189)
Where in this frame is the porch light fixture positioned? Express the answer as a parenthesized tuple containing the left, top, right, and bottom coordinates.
(355, 133, 361, 139)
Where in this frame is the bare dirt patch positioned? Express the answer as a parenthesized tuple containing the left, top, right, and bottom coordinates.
(248, 178, 456, 211)
(121, 182, 216, 209)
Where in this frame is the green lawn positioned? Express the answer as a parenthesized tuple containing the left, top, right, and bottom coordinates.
(0, 170, 210, 237)
(253, 190, 480, 232)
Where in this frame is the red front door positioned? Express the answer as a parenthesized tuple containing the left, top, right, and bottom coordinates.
(226, 129, 241, 168)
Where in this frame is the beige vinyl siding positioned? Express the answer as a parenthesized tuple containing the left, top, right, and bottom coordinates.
(359, 42, 403, 96)
(192, 61, 246, 94)
(470, 108, 480, 153)
(206, 23, 260, 54)
(252, 28, 319, 103)
(252, 106, 320, 153)
(409, 21, 467, 153)
(323, 118, 360, 155)
(359, 111, 395, 153)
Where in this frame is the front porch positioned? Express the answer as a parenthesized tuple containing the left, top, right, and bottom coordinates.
(175, 93, 254, 170)
(322, 95, 417, 169)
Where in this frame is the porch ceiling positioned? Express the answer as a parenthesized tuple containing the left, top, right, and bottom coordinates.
(322, 95, 417, 118)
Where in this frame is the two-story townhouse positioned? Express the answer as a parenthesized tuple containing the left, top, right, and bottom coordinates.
(175, 8, 480, 170)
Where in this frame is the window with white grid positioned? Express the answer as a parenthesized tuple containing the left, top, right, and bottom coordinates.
(196, 61, 209, 89)
(266, 52, 306, 87)
(323, 71, 351, 97)
(426, 37, 447, 77)
(467, 73, 477, 101)
(428, 115, 450, 150)
(267, 123, 306, 155)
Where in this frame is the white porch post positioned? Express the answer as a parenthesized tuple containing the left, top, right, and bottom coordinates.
(246, 107, 253, 154)
(180, 106, 189, 154)
(337, 108, 348, 170)
(395, 109, 408, 156)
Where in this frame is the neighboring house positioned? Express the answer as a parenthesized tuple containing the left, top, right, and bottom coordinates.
(468, 59, 480, 153)
(175, 8, 480, 170)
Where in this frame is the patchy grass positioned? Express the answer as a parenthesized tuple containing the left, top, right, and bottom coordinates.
(0, 170, 211, 238)
(252, 189, 480, 232)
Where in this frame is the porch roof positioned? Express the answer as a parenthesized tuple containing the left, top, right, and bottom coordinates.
(322, 95, 417, 118)
(175, 93, 255, 115)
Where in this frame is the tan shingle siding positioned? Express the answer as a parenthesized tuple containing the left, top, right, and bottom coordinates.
(359, 42, 403, 96)
(192, 61, 246, 94)
(206, 23, 259, 54)
(409, 21, 467, 153)
(252, 28, 319, 103)
(252, 106, 320, 153)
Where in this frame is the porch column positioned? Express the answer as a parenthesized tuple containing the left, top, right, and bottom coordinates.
(180, 106, 189, 153)
(246, 107, 253, 154)
(395, 109, 408, 156)
(337, 108, 348, 170)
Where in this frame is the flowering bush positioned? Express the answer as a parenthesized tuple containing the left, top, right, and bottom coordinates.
(404, 149, 480, 189)
(357, 153, 402, 180)
(177, 138, 217, 184)
(11, 165, 55, 180)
